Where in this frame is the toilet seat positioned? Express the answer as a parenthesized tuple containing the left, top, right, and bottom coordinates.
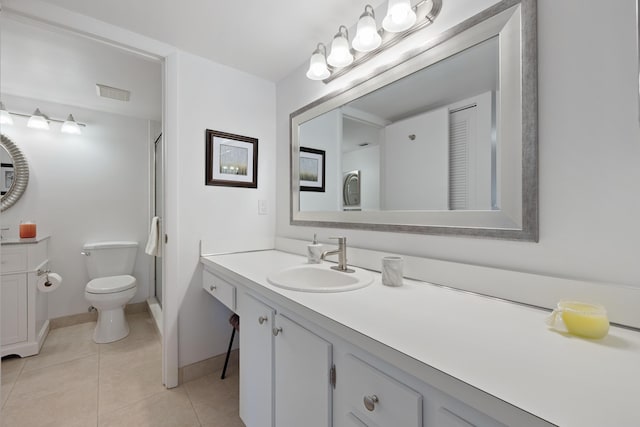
(86, 275, 136, 294)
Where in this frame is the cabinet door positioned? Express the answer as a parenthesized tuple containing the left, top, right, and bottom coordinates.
(274, 314, 332, 427)
(1, 273, 27, 345)
(237, 293, 275, 427)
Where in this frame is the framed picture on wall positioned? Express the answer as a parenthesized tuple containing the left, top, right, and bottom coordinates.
(205, 129, 258, 188)
(1, 163, 14, 195)
(299, 147, 325, 192)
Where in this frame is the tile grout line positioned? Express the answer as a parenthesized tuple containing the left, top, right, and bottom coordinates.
(183, 382, 205, 427)
(1, 358, 26, 410)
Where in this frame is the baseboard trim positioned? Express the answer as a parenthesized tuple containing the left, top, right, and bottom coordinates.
(178, 349, 239, 385)
(49, 302, 149, 330)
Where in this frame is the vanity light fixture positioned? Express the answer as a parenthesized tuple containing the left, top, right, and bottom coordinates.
(306, 43, 331, 81)
(27, 108, 50, 130)
(0, 103, 86, 133)
(327, 26, 354, 68)
(353, 5, 382, 53)
(382, 0, 417, 33)
(0, 102, 14, 125)
(61, 114, 82, 135)
(305, 0, 441, 83)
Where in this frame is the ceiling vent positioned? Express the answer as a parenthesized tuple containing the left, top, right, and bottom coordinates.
(96, 84, 130, 102)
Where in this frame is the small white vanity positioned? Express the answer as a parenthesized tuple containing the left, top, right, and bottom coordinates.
(202, 249, 640, 427)
(1, 236, 50, 357)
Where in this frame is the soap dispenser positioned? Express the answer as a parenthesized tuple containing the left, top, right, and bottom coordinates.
(307, 234, 323, 264)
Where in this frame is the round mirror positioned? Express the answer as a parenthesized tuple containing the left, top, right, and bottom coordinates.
(1, 134, 29, 212)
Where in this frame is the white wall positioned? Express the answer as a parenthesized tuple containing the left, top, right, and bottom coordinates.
(276, 0, 640, 306)
(0, 94, 152, 319)
(382, 107, 449, 210)
(299, 110, 341, 211)
(172, 52, 276, 367)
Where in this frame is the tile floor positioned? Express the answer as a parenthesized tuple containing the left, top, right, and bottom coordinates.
(1, 312, 245, 427)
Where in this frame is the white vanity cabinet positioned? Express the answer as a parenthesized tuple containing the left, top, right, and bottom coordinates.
(237, 290, 333, 427)
(274, 313, 332, 427)
(1, 237, 50, 357)
(339, 353, 422, 427)
(201, 251, 559, 427)
(2, 273, 28, 345)
(202, 268, 236, 311)
(237, 293, 274, 427)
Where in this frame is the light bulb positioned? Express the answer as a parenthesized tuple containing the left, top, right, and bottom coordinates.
(306, 44, 330, 80)
(0, 102, 13, 125)
(61, 114, 82, 135)
(27, 108, 50, 130)
(327, 26, 354, 68)
(382, 0, 416, 33)
(353, 6, 382, 53)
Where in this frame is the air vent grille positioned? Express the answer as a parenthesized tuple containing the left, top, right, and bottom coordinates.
(96, 84, 130, 102)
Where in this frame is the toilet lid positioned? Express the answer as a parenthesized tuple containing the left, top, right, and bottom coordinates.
(86, 275, 136, 294)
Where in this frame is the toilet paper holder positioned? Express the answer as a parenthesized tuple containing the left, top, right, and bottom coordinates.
(36, 268, 51, 277)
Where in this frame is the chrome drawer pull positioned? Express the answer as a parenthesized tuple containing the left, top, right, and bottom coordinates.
(272, 327, 283, 336)
(363, 395, 379, 412)
(209, 285, 216, 291)
(258, 316, 268, 325)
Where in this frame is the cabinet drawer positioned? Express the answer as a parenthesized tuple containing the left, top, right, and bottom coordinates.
(346, 413, 368, 426)
(1, 246, 27, 273)
(202, 269, 236, 311)
(342, 354, 422, 427)
(434, 396, 507, 427)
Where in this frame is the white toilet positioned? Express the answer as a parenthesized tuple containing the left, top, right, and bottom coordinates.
(83, 241, 138, 343)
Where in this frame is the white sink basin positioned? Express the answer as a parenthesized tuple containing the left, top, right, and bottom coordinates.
(267, 264, 373, 293)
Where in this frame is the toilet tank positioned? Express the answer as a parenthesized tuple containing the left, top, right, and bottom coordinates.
(83, 241, 138, 279)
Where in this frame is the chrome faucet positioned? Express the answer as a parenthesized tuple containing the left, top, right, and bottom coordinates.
(321, 237, 354, 273)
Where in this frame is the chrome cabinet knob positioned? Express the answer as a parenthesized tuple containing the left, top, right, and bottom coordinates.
(258, 316, 268, 325)
(80, 251, 91, 256)
(209, 285, 216, 291)
(272, 327, 283, 336)
(363, 395, 379, 412)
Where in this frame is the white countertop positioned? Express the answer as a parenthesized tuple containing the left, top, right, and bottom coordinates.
(201, 250, 640, 427)
(0, 235, 50, 245)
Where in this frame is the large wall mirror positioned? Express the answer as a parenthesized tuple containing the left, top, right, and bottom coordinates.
(1, 134, 29, 212)
(290, 0, 537, 241)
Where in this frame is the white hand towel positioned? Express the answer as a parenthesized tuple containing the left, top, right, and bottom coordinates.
(145, 216, 161, 256)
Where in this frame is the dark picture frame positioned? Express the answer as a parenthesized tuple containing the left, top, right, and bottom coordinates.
(1, 162, 14, 195)
(299, 147, 325, 192)
(205, 129, 258, 188)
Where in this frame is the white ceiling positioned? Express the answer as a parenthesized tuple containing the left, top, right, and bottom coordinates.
(33, 0, 388, 83)
(0, 17, 163, 121)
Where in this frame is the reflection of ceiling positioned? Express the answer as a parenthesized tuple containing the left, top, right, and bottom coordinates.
(342, 117, 382, 154)
(348, 37, 499, 123)
(0, 17, 162, 121)
(19, 0, 388, 83)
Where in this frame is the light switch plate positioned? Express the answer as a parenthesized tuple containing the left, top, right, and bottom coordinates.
(258, 199, 267, 215)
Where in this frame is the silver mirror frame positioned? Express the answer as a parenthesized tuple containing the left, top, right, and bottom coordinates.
(290, 0, 538, 241)
(1, 134, 29, 212)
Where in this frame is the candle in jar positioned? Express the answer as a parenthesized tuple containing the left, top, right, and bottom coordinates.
(559, 301, 609, 339)
(19, 222, 37, 239)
